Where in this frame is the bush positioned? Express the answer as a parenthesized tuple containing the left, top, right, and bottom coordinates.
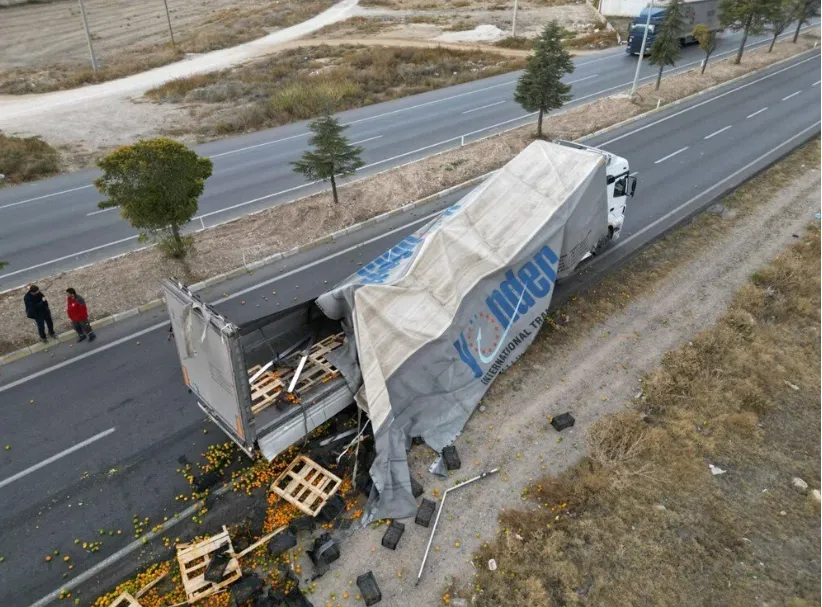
(0, 133, 61, 183)
(495, 36, 534, 50)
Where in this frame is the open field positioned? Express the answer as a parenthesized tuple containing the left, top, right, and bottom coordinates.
(146, 44, 526, 137)
(0, 0, 335, 93)
(0, 31, 817, 355)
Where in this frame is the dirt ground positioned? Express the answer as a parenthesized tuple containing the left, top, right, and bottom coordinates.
(0, 33, 817, 355)
(316, 2, 602, 42)
(302, 146, 821, 606)
(0, 0, 335, 92)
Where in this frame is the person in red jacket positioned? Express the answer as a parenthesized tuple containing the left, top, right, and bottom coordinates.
(66, 288, 96, 343)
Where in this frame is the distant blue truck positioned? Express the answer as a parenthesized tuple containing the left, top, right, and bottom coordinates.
(626, 0, 721, 55)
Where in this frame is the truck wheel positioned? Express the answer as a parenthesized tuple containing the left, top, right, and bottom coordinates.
(591, 227, 615, 256)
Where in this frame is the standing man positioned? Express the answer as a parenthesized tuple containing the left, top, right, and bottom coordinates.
(24, 285, 57, 343)
(66, 288, 96, 343)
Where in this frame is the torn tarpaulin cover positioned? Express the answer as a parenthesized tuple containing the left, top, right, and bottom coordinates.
(316, 140, 608, 521)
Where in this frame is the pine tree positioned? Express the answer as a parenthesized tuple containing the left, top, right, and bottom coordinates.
(514, 21, 575, 138)
(292, 113, 364, 204)
(792, 0, 817, 42)
(768, 0, 796, 51)
(720, 0, 782, 64)
(648, 0, 684, 90)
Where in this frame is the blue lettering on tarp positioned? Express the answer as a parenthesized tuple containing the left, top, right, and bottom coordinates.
(354, 203, 462, 285)
(454, 244, 558, 378)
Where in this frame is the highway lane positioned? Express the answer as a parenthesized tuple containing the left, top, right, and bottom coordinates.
(0, 24, 815, 288)
(0, 49, 819, 606)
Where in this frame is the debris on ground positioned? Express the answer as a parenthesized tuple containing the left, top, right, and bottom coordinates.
(550, 412, 576, 431)
(792, 477, 809, 492)
(708, 464, 727, 476)
(415, 499, 437, 528)
(442, 445, 461, 471)
(356, 571, 382, 606)
(381, 520, 405, 551)
(308, 532, 341, 578)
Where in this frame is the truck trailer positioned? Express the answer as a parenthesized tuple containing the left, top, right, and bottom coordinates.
(626, 0, 721, 55)
(163, 139, 637, 519)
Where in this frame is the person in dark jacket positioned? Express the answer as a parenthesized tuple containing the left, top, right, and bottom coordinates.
(66, 288, 96, 343)
(24, 285, 56, 343)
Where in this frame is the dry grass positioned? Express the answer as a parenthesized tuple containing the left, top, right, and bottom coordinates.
(0, 33, 817, 354)
(0, 0, 335, 94)
(0, 132, 62, 183)
(146, 45, 527, 136)
(465, 220, 821, 606)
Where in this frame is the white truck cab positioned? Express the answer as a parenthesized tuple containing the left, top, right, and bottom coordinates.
(553, 139, 637, 248)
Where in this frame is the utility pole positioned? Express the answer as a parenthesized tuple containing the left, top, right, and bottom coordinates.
(162, 0, 176, 46)
(629, 0, 653, 97)
(77, 0, 98, 73)
(512, 0, 519, 37)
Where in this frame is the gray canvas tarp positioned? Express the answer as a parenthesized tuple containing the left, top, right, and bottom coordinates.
(316, 140, 608, 520)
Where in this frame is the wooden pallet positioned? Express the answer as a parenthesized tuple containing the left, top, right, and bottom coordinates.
(271, 455, 343, 517)
(176, 526, 241, 604)
(248, 333, 345, 415)
(108, 593, 142, 607)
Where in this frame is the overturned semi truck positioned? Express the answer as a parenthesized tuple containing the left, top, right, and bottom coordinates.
(163, 139, 637, 520)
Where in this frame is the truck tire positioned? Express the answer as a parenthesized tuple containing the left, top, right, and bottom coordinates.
(591, 227, 615, 256)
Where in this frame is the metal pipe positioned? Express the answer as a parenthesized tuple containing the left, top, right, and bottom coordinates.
(416, 468, 499, 585)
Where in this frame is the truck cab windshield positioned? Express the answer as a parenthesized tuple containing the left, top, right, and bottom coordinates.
(630, 23, 655, 33)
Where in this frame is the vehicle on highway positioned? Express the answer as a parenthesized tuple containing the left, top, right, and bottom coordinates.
(626, 0, 721, 55)
(162, 140, 637, 516)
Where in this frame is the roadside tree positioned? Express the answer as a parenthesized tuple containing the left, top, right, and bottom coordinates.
(514, 21, 575, 138)
(649, 0, 685, 89)
(292, 113, 364, 204)
(94, 138, 213, 259)
(720, 0, 782, 64)
(692, 24, 718, 73)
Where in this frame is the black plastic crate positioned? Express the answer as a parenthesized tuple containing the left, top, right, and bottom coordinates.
(381, 520, 405, 550)
(356, 571, 382, 606)
(551, 412, 576, 431)
(415, 498, 437, 528)
(317, 495, 345, 523)
(267, 530, 297, 557)
(410, 475, 424, 498)
(442, 445, 461, 470)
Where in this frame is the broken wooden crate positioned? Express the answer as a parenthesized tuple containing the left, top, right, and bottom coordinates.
(176, 526, 242, 603)
(247, 332, 345, 414)
(271, 455, 343, 517)
(107, 593, 142, 607)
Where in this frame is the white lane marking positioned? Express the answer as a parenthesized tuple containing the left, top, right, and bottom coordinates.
(654, 146, 689, 163)
(704, 125, 733, 139)
(29, 482, 232, 607)
(629, 171, 639, 176)
(746, 107, 768, 119)
(602, 120, 821, 261)
(0, 428, 115, 490)
(0, 210, 443, 392)
(0, 235, 139, 281)
(0, 185, 94, 210)
(813, 80, 821, 86)
(462, 100, 507, 114)
(601, 53, 820, 146)
(567, 73, 599, 84)
(782, 90, 802, 101)
(208, 132, 308, 159)
(351, 135, 383, 145)
(86, 206, 117, 216)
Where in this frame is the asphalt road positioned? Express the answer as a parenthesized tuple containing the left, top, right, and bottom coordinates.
(0, 23, 816, 288)
(0, 48, 819, 607)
